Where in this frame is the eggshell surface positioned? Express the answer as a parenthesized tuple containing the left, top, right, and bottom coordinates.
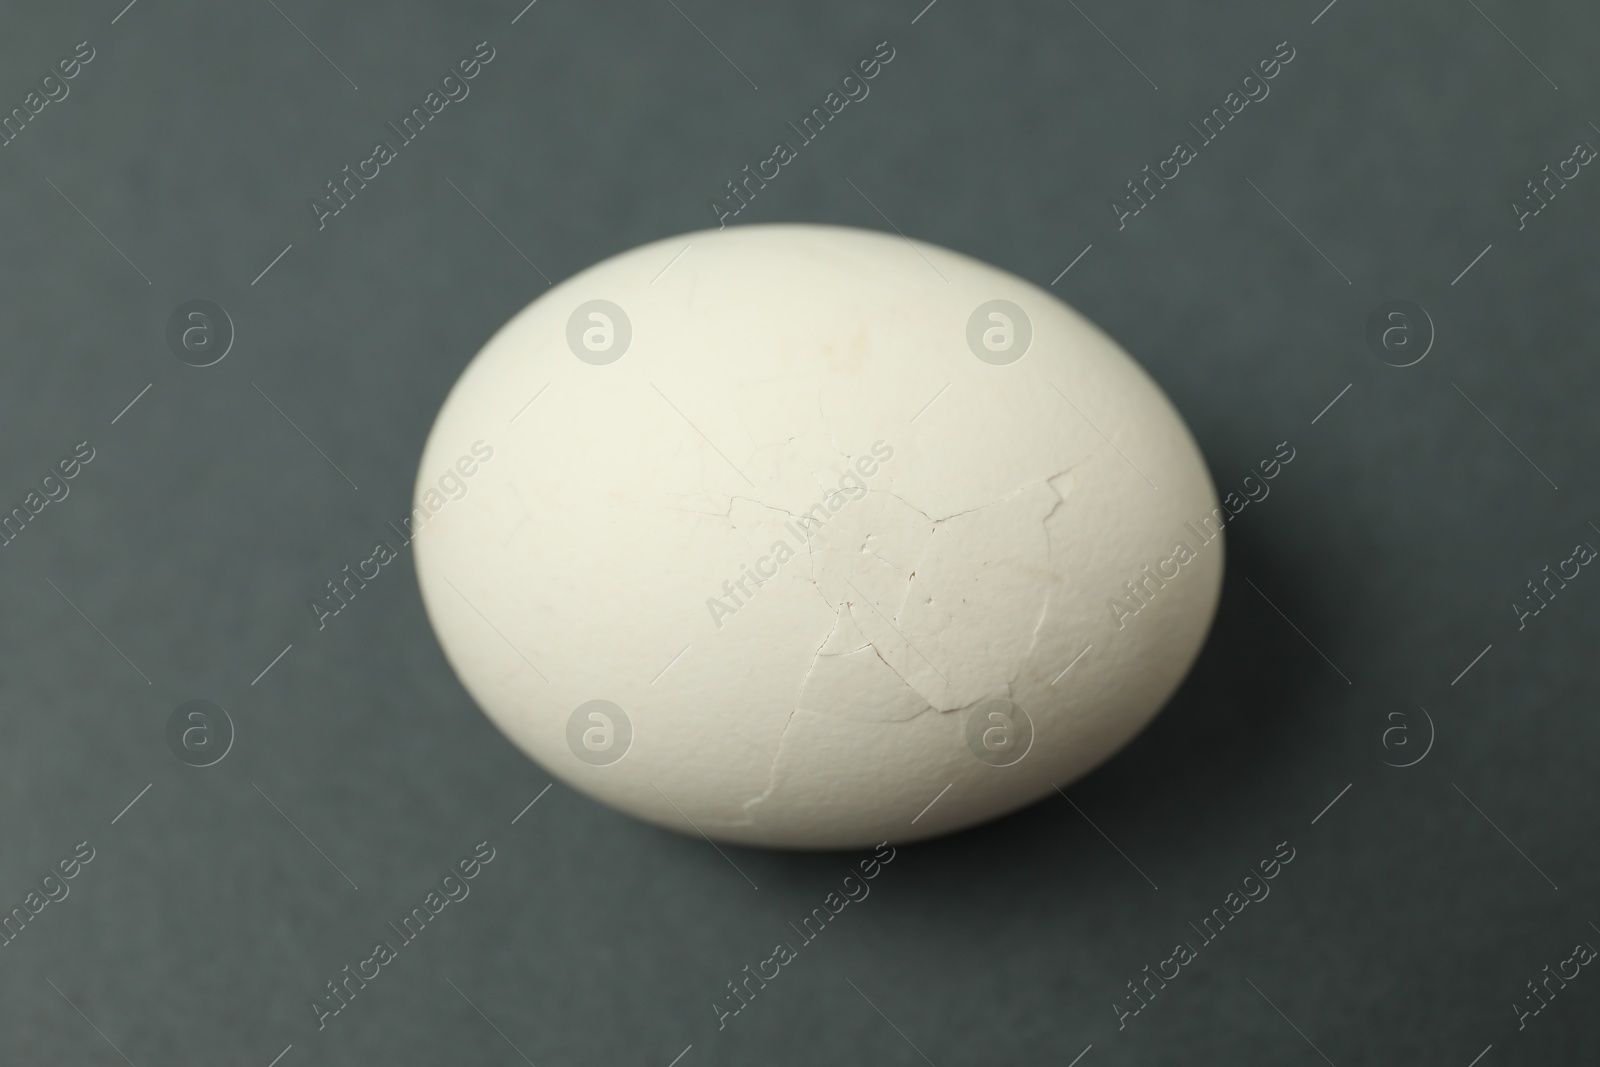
(414, 224, 1222, 849)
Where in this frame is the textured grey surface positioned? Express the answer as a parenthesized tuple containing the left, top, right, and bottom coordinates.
(0, 0, 1596, 1063)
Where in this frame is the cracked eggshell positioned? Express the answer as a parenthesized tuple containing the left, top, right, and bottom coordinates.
(414, 223, 1222, 850)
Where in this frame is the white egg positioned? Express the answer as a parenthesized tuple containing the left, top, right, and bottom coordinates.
(414, 224, 1222, 849)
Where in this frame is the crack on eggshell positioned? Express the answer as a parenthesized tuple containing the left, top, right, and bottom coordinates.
(736, 601, 850, 823)
(869, 462, 1080, 531)
(797, 606, 931, 722)
(731, 689, 1006, 828)
(1026, 593, 1051, 653)
(729, 462, 1084, 823)
(856, 472, 1077, 712)
(879, 491, 935, 524)
(886, 464, 1079, 624)
(1039, 468, 1078, 561)
(861, 639, 933, 706)
(1010, 591, 1054, 690)
(839, 598, 954, 708)
(725, 494, 783, 520)
(733, 708, 798, 826)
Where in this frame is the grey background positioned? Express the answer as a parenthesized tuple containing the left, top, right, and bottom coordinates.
(0, 0, 1595, 1063)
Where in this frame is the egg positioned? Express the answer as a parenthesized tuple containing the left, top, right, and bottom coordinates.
(414, 224, 1222, 849)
